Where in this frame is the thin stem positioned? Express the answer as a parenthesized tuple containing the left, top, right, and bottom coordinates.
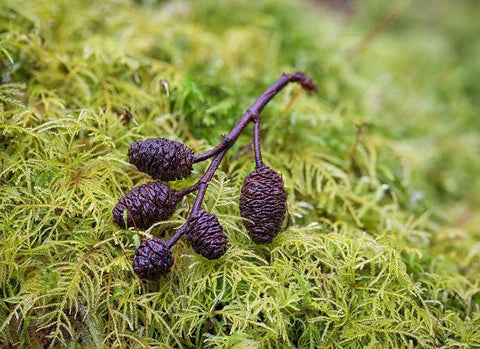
(191, 147, 228, 213)
(253, 118, 263, 168)
(167, 148, 228, 248)
(280, 88, 303, 117)
(166, 224, 186, 249)
(175, 185, 198, 198)
(193, 72, 316, 163)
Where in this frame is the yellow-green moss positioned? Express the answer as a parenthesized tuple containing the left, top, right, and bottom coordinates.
(1, 0, 479, 347)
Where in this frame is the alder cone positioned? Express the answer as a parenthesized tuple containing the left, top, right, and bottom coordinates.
(133, 237, 173, 280)
(239, 166, 287, 244)
(185, 210, 228, 259)
(128, 138, 194, 181)
(112, 181, 179, 230)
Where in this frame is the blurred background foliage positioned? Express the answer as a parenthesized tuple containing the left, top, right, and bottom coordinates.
(0, 0, 479, 347)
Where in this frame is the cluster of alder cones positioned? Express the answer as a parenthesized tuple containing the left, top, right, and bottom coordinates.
(113, 72, 316, 280)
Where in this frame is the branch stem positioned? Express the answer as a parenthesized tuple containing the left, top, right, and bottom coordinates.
(167, 72, 316, 249)
(175, 185, 198, 198)
(193, 72, 316, 163)
(167, 148, 228, 248)
(253, 118, 263, 168)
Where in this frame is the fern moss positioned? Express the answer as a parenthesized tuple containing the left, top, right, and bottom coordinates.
(1, 0, 479, 347)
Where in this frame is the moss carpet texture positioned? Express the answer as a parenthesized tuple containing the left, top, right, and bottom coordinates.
(1, 0, 479, 347)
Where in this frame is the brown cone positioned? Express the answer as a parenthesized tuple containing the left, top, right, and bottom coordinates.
(132, 237, 173, 280)
(185, 210, 228, 259)
(128, 138, 194, 181)
(239, 166, 287, 244)
(112, 181, 179, 230)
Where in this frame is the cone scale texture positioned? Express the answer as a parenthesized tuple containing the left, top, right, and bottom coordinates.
(112, 181, 179, 230)
(128, 138, 194, 181)
(132, 237, 174, 280)
(185, 210, 228, 259)
(239, 166, 287, 244)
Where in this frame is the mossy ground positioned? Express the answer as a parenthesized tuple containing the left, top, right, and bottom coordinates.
(1, 0, 479, 347)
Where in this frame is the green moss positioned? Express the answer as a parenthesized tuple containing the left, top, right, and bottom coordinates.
(1, 0, 479, 347)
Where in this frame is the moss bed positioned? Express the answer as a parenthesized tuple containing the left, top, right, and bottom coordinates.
(1, 0, 479, 347)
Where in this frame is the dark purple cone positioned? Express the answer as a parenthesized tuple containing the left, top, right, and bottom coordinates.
(185, 210, 228, 260)
(133, 237, 174, 280)
(239, 166, 287, 244)
(112, 181, 179, 230)
(128, 138, 194, 181)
